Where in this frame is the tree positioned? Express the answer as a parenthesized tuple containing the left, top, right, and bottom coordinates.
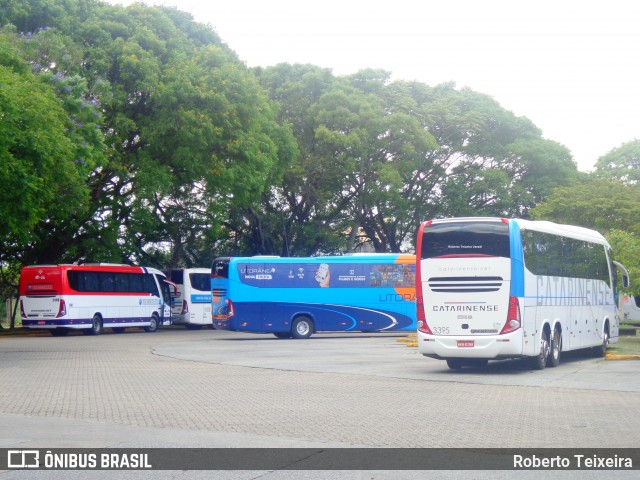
(1, 0, 294, 267)
(606, 229, 640, 296)
(0, 27, 101, 261)
(594, 139, 640, 185)
(529, 178, 640, 237)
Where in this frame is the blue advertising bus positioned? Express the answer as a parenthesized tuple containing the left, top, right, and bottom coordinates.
(211, 254, 416, 338)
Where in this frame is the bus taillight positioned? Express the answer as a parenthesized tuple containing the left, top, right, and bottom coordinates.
(20, 299, 26, 319)
(227, 299, 235, 317)
(181, 300, 188, 315)
(56, 299, 67, 318)
(416, 296, 432, 334)
(500, 296, 521, 334)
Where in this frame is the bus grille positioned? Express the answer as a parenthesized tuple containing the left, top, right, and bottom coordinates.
(427, 276, 503, 293)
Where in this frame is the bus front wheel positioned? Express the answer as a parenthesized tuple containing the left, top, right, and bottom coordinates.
(145, 314, 159, 333)
(594, 327, 609, 357)
(291, 317, 313, 339)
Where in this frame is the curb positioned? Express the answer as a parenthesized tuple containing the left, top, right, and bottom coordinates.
(605, 353, 640, 360)
(399, 335, 640, 360)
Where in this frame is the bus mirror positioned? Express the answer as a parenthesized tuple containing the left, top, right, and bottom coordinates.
(613, 261, 630, 289)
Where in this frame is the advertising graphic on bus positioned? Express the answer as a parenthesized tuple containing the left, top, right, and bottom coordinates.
(165, 268, 213, 329)
(19, 264, 175, 336)
(211, 254, 416, 338)
(415, 217, 629, 370)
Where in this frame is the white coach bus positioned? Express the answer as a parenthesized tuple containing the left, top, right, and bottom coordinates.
(165, 268, 213, 329)
(20, 264, 175, 336)
(416, 217, 629, 370)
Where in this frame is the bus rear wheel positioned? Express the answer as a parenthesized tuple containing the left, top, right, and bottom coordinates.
(86, 315, 103, 335)
(291, 316, 313, 339)
(548, 329, 562, 367)
(532, 329, 550, 370)
(446, 359, 463, 370)
(273, 332, 292, 339)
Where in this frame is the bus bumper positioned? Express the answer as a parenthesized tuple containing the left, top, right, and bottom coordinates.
(417, 331, 523, 360)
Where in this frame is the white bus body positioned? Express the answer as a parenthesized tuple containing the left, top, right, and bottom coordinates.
(20, 264, 174, 336)
(165, 268, 212, 328)
(416, 217, 629, 369)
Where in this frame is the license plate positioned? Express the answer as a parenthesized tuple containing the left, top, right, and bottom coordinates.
(457, 340, 474, 348)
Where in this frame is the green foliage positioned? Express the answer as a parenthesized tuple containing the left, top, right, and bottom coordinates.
(606, 229, 640, 295)
(0, 0, 597, 267)
(530, 179, 640, 237)
(594, 139, 640, 185)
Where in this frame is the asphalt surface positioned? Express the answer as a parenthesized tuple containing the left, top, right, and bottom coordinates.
(1, 328, 639, 479)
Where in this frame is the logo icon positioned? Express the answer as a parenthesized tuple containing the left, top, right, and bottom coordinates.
(8, 450, 40, 468)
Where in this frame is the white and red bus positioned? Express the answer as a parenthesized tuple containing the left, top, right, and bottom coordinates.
(416, 217, 629, 370)
(19, 264, 175, 336)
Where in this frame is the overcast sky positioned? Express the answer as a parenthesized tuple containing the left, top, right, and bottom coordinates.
(112, 0, 640, 172)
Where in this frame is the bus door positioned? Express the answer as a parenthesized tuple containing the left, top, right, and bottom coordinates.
(159, 278, 177, 326)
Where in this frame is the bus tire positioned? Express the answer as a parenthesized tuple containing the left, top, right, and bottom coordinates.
(532, 329, 550, 370)
(548, 328, 562, 367)
(145, 314, 159, 333)
(594, 326, 609, 357)
(273, 332, 292, 339)
(291, 316, 313, 339)
(88, 314, 103, 335)
(446, 359, 463, 370)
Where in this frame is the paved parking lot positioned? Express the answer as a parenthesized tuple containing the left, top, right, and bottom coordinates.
(1, 327, 639, 452)
(1, 328, 640, 480)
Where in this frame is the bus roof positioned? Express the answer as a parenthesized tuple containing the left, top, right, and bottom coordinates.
(422, 217, 608, 246)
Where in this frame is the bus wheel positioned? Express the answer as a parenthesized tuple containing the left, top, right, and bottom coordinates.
(291, 316, 313, 339)
(145, 314, 159, 333)
(87, 315, 103, 335)
(548, 329, 562, 367)
(446, 359, 463, 370)
(532, 329, 550, 370)
(594, 327, 609, 357)
(273, 332, 292, 339)
(112, 327, 126, 334)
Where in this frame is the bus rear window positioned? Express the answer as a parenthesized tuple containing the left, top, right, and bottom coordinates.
(212, 259, 230, 279)
(189, 273, 210, 292)
(421, 221, 510, 259)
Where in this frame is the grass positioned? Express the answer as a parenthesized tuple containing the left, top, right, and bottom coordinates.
(608, 333, 640, 357)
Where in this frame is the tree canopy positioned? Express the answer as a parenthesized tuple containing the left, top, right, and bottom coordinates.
(7, 0, 639, 294)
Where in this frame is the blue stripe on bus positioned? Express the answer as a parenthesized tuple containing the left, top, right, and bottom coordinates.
(190, 294, 212, 303)
(220, 301, 415, 332)
(509, 220, 525, 297)
(22, 317, 158, 327)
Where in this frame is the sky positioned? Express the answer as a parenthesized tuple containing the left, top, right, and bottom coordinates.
(111, 0, 640, 172)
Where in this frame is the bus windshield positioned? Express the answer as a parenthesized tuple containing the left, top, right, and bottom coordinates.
(420, 221, 510, 259)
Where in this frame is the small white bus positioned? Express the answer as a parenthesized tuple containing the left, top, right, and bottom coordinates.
(165, 268, 213, 329)
(20, 264, 175, 335)
(416, 217, 629, 369)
